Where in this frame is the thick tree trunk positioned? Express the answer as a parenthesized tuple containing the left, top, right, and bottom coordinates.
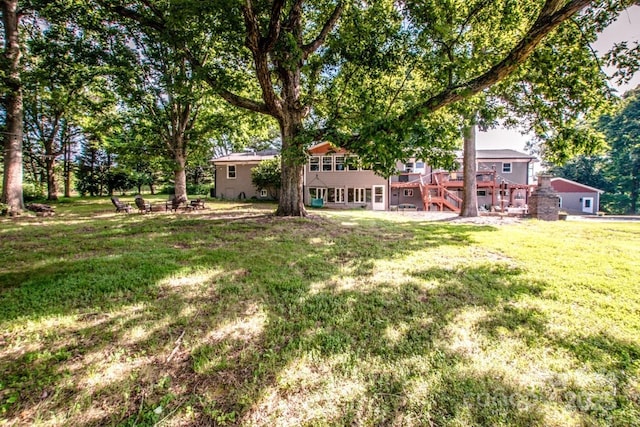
(174, 151, 187, 200)
(460, 123, 478, 217)
(276, 113, 307, 217)
(45, 157, 58, 200)
(1, 0, 24, 214)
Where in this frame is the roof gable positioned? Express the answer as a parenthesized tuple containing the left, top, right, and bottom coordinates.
(550, 177, 603, 194)
(308, 141, 349, 155)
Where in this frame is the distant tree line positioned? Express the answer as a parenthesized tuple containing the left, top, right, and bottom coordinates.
(548, 86, 640, 214)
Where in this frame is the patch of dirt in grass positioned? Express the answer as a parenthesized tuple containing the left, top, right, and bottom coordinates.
(448, 215, 523, 225)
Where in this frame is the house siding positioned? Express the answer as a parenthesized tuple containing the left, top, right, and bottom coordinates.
(557, 191, 599, 214)
(477, 159, 531, 186)
(305, 153, 388, 209)
(551, 178, 602, 214)
(215, 164, 263, 200)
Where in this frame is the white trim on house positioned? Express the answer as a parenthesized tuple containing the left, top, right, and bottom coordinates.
(372, 185, 385, 210)
(582, 197, 594, 213)
(227, 165, 237, 179)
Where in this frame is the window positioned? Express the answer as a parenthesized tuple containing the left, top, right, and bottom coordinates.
(227, 165, 236, 179)
(322, 156, 333, 171)
(403, 189, 414, 197)
(415, 162, 425, 170)
(584, 198, 592, 208)
(335, 188, 345, 203)
(260, 189, 268, 198)
(405, 162, 414, 172)
(310, 187, 328, 201)
(353, 188, 366, 203)
(335, 156, 345, 171)
(327, 188, 336, 202)
(347, 156, 358, 171)
(558, 197, 563, 208)
(374, 187, 383, 203)
(502, 163, 512, 173)
(309, 156, 320, 171)
(477, 190, 487, 197)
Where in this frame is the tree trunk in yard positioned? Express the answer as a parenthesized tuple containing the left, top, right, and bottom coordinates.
(276, 113, 307, 217)
(460, 123, 478, 217)
(173, 150, 187, 201)
(45, 156, 59, 201)
(1, 0, 25, 214)
(63, 138, 72, 198)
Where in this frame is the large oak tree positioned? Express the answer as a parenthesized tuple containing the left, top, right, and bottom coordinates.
(94, 0, 636, 216)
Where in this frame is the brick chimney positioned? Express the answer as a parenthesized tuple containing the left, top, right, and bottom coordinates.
(528, 174, 560, 220)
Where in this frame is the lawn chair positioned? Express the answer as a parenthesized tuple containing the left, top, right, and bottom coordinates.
(190, 198, 205, 210)
(111, 196, 131, 213)
(167, 194, 188, 212)
(134, 195, 152, 213)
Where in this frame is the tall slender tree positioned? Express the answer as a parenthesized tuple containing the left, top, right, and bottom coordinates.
(1, 0, 24, 213)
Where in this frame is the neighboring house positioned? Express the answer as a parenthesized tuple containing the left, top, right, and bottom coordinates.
(212, 150, 279, 200)
(550, 177, 603, 214)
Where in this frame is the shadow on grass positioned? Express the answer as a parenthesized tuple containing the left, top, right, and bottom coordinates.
(0, 210, 636, 425)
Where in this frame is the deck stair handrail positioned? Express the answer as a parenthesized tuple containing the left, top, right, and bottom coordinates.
(443, 188, 462, 209)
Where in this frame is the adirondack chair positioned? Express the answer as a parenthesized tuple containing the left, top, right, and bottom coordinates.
(111, 196, 131, 213)
(134, 195, 152, 213)
(166, 194, 188, 212)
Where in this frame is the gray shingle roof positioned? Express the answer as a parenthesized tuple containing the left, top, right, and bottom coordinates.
(475, 149, 535, 159)
(211, 149, 279, 163)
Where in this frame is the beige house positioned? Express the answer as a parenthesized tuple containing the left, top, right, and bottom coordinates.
(211, 145, 537, 212)
(212, 150, 279, 200)
(304, 142, 389, 210)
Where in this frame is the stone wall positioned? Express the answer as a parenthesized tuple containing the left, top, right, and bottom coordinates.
(529, 174, 560, 221)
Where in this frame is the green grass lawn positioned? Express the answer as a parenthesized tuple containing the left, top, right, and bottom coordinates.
(1, 198, 639, 426)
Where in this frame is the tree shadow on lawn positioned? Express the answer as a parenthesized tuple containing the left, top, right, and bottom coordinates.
(1, 213, 635, 425)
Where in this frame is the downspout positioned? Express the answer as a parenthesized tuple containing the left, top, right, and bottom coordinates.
(213, 163, 217, 198)
(302, 157, 307, 206)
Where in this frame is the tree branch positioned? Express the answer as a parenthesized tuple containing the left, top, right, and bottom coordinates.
(217, 87, 274, 116)
(261, 0, 285, 52)
(183, 47, 273, 116)
(399, 0, 592, 122)
(109, 5, 165, 32)
(242, 0, 282, 115)
(303, 2, 344, 59)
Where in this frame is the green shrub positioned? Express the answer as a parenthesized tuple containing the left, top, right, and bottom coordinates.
(22, 183, 45, 202)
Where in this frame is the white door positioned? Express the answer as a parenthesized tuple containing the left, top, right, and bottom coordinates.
(372, 185, 385, 211)
(582, 197, 594, 214)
